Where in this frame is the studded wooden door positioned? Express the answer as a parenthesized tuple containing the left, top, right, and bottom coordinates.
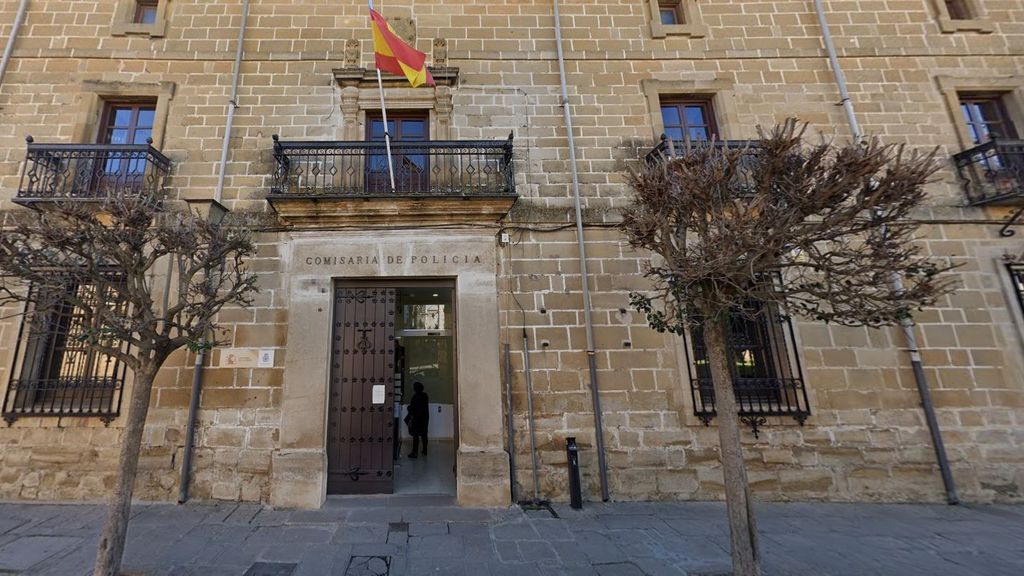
(328, 287, 397, 494)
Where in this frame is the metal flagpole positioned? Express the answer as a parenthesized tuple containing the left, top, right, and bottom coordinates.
(370, 0, 397, 193)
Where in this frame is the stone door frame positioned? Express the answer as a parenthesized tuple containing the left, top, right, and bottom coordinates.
(270, 231, 510, 509)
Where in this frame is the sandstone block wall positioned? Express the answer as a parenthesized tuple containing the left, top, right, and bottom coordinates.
(0, 1, 1021, 504)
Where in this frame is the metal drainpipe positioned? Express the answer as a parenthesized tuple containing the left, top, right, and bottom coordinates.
(178, 0, 251, 504)
(553, 0, 610, 502)
(0, 0, 29, 87)
(504, 343, 519, 503)
(813, 0, 959, 504)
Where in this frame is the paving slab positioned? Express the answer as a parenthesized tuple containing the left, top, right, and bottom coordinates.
(0, 501, 1021, 575)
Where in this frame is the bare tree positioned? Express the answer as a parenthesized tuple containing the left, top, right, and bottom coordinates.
(0, 191, 258, 576)
(621, 120, 954, 576)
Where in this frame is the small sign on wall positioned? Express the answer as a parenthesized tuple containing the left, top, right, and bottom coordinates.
(219, 348, 276, 368)
(219, 348, 258, 368)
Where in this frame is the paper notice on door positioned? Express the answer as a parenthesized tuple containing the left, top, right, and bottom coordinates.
(372, 384, 385, 405)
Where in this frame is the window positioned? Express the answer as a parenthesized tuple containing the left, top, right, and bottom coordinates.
(933, 0, 992, 33)
(2, 279, 128, 423)
(366, 112, 429, 193)
(647, 0, 705, 38)
(945, 0, 972, 20)
(659, 2, 684, 25)
(660, 98, 717, 143)
(96, 101, 157, 194)
(959, 94, 1019, 145)
(134, 0, 158, 24)
(1008, 265, 1024, 316)
(111, 0, 168, 38)
(685, 300, 810, 435)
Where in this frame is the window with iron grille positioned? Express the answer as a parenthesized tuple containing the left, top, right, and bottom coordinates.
(1007, 265, 1024, 317)
(685, 300, 810, 437)
(2, 279, 129, 424)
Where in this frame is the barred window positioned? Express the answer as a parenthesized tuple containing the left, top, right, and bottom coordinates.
(686, 300, 810, 436)
(3, 280, 128, 424)
(1008, 265, 1024, 316)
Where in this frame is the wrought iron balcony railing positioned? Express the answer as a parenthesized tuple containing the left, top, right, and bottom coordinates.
(645, 135, 762, 196)
(645, 134, 760, 164)
(271, 134, 516, 198)
(953, 139, 1024, 206)
(692, 377, 811, 437)
(16, 137, 171, 202)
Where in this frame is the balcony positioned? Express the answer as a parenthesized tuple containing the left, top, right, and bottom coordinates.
(953, 139, 1024, 237)
(15, 137, 171, 204)
(268, 135, 517, 226)
(645, 135, 762, 197)
(953, 139, 1024, 206)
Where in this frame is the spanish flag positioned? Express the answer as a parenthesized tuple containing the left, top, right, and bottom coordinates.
(370, 8, 435, 88)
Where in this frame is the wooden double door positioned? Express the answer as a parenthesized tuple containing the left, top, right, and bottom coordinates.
(327, 287, 397, 494)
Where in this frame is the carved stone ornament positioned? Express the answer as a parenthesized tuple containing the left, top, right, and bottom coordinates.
(385, 15, 416, 45)
(344, 39, 360, 68)
(433, 38, 448, 67)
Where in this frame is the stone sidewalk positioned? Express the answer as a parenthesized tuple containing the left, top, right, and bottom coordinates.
(0, 497, 1022, 576)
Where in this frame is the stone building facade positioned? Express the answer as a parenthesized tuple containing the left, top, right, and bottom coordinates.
(0, 0, 1022, 507)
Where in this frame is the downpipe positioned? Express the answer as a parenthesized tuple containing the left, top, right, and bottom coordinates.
(553, 0, 610, 502)
(504, 342, 519, 503)
(813, 0, 958, 504)
(0, 0, 29, 87)
(179, 0, 251, 504)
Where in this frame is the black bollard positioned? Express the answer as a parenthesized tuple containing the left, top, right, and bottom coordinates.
(566, 437, 582, 509)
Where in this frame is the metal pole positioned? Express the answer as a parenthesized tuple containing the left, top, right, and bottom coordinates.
(0, 0, 28, 88)
(214, 0, 250, 203)
(813, 0, 861, 144)
(553, 0, 610, 502)
(177, 343, 205, 503)
(369, 0, 397, 192)
(375, 68, 397, 193)
(813, 0, 958, 504)
(504, 342, 519, 503)
(181, 0, 250, 503)
(523, 331, 541, 503)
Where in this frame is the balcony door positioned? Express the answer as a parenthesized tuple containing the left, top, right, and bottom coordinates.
(366, 113, 429, 194)
(95, 101, 156, 196)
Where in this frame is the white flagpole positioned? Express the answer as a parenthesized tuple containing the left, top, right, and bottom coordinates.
(370, 0, 397, 193)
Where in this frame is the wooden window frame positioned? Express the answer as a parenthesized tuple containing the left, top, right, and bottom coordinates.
(111, 0, 169, 37)
(97, 100, 158, 146)
(931, 0, 992, 33)
(647, 0, 705, 39)
(133, 0, 159, 24)
(659, 97, 719, 143)
(958, 93, 1020, 145)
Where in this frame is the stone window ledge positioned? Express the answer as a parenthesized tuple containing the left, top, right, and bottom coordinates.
(937, 17, 993, 34)
(933, 0, 993, 34)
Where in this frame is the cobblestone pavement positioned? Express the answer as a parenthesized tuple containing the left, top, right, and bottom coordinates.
(0, 497, 1022, 575)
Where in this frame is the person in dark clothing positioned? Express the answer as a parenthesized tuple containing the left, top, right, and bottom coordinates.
(405, 381, 429, 458)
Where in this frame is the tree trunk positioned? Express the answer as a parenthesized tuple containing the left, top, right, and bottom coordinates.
(93, 358, 159, 576)
(703, 316, 762, 576)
